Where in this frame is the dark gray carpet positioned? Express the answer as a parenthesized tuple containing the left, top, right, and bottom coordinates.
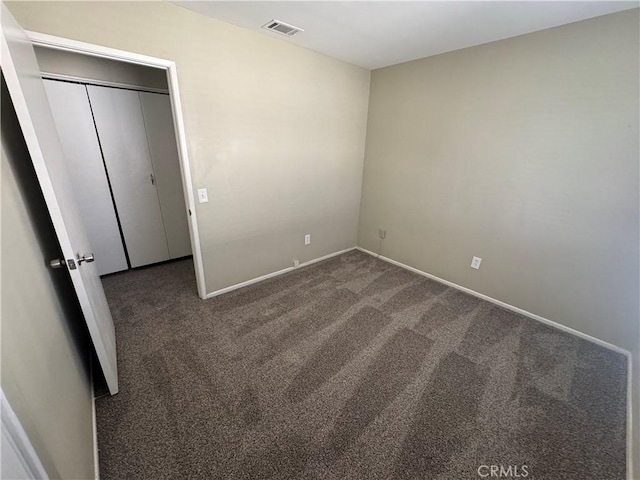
(96, 250, 627, 479)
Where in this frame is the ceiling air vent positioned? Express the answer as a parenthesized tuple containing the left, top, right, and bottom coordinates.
(261, 19, 304, 37)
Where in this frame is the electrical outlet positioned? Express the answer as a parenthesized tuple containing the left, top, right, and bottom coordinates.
(197, 188, 208, 203)
(293, 259, 299, 268)
(470, 256, 482, 269)
(378, 228, 386, 239)
(304, 234, 311, 245)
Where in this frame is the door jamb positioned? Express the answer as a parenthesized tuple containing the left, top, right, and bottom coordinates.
(1, 389, 50, 479)
(25, 30, 207, 299)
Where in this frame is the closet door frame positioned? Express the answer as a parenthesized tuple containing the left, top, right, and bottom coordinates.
(27, 30, 207, 299)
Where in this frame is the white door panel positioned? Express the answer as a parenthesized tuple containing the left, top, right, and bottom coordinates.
(1, 5, 118, 394)
(43, 80, 128, 276)
(139, 92, 191, 259)
(87, 85, 170, 268)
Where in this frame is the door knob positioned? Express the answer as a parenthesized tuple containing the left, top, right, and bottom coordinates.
(77, 253, 95, 265)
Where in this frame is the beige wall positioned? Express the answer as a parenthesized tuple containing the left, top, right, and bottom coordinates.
(359, 9, 639, 476)
(6, 1, 371, 294)
(34, 45, 168, 90)
(1, 84, 95, 479)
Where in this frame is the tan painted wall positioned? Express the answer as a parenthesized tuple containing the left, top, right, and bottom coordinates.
(358, 10, 639, 476)
(6, 1, 371, 294)
(1, 84, 95, 479)
(34, 45, 168, 90)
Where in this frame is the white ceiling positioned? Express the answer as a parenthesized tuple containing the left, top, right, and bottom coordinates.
(173, 1, 638, 70)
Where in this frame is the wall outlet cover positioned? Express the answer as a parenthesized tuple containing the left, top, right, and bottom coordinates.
(197, 188, 208, 203)
(471, 256, 482, 269)
(304, 234, 311, 245)
(378, 228, 386, 239)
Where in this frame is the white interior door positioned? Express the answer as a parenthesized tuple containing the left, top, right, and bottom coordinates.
(43, 80, 128, 276)
(1, 5, 119, 394)
(139, 91, 192, 259)
(87, 85, 170, 268)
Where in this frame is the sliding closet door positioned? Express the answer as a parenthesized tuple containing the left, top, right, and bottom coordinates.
(139, 92, 192, 259)
(43, 80, 128, 275)
(87, 85, 170, 268)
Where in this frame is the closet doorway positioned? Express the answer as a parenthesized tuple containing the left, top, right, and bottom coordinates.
(44, 79, 191, 274)
(28, 33, 206, 298)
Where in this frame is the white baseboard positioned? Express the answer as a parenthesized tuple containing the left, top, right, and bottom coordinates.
(627, 359, 634, 480)
(356, 246, 634, 478)
(206, 247, 357, 299)
(91, 361, 100, 480)
(206, 266, 295, 299)
(297, 247, 358, 268)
